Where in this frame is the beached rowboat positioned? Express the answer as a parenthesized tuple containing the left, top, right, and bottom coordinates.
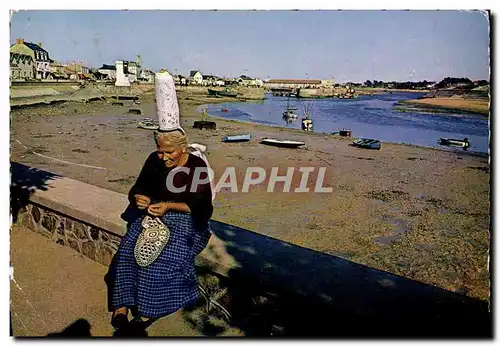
(138, 120, 159, 130)
(222, 134, 252, 142)
(438, 137, 470, 148)
(260, 138, 305, 148)
(208, 88, 238, 97)
(352, 138, 381, 150)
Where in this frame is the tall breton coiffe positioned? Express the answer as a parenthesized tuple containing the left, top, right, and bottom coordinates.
(155, 70, 185, 134)
(155, 70, 216, 200)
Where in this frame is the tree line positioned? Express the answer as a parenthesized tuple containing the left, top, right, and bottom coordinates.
(358, 77, 489, 90)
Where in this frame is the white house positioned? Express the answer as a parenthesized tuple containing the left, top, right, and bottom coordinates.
(189, 70, 203, 85)
(238, 75, 263, 87)
(202, 74, 226, 87)
(139, 69, 155, 82)
(253, 79, 264, 87)
(10, 52, 35, 80)
(320, 79, 334, 88)
(98, 64, 116, 80)
(237, 75, 253, 86)
(10, 39, 51, 79)
(127, 61, 138, 83)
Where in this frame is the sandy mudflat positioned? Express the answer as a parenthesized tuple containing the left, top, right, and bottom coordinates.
(10, 89, 490, 301)
(400, 97, 490, 115)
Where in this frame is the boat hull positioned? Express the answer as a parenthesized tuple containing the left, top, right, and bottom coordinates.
(352, 138, 381, 150)
(219, 91, 238, 97)
(222, 134, 252, 143)
(138, 121, 159, 130)
(283, 110, 298, 118)
(208, 88, 238, 97)
(438, 138, 470, 148)
(260, 138, 305, 148)
(301, 118, 313, 131)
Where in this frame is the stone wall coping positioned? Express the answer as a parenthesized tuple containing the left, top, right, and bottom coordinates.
(28, 174, 129, 237)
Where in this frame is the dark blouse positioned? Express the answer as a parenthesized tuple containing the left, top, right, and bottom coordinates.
(128, 152, 213, 229)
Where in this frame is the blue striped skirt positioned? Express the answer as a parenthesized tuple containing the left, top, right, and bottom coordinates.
(109, 211, 211, 318)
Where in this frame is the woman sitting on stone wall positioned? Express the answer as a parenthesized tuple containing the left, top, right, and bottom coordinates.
(106, 71, 213, 331)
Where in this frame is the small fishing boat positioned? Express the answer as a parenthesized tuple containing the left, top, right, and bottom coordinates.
(138, 120, 159, 130)
(331, 129, 352, 137)
(207, 88, 218, 96)
(221, 108, 229, 112)
(283, 94, 298, 118)
(301, 118, 313, 131)
(282, 109, 298, 118)
(339, 129, 352, 137)
(208, 88, 238, 97)
(219, 89, 238, 97)
(260, 138, 305, 148)
(128, 108, 142, 115)
(222, 134, 252, 143)
(438, 137, 470, 149)
(282, 115, 295, 125)
(352, 138, 381, 150)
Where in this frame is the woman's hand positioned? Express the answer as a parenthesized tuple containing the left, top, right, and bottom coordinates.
(147, 202, 170, 217)
(134, 194, 151, 210)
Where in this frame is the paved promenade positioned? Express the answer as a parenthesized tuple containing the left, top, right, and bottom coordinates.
(10, 224, 242, 337)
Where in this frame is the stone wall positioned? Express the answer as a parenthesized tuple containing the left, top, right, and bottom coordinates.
(17, 202, 121, 267)
(234, 86, 265, 100)
(173, 85, 266, 100)
(297, 88, 336, 98)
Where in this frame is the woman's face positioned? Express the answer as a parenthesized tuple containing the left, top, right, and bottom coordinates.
(157, 138, 185, 168)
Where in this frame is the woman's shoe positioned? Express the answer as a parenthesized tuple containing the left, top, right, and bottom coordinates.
(111, 309, 129, 330)
(131, 316, 156, 329)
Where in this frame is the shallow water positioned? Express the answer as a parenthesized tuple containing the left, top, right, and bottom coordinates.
(374, 213, 412, 245)
(200, 92, 489, 154)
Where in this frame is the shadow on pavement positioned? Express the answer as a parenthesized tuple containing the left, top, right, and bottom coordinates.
(45, 318, 149, 338)
(46, 319, 92, 337)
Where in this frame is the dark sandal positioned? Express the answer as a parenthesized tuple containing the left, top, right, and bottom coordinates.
(131, 316, 156, 329)
(111, 312, 129, 330)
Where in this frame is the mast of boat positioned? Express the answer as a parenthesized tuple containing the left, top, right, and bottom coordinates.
(300, 98, 314, 131)
(300, 97, 314, 119)
(285, 93, 292, 111)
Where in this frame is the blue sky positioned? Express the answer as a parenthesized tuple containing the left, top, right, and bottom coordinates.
(9, 10, 490, 82)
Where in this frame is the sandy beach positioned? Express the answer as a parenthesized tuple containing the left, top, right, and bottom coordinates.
(400, 97, 490, 116)
(10, 89, 490, 301)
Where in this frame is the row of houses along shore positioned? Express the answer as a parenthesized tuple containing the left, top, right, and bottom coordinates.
(9, 38, 155, 84)
(10, 38, 336, 89)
